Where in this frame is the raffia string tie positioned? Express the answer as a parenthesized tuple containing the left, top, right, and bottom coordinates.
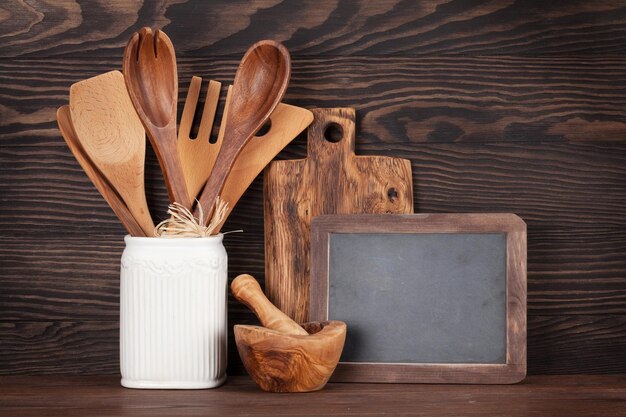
(154, 197, 228, 238)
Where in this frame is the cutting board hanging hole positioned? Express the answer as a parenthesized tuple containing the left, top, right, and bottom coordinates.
(324, 123, 344, 143)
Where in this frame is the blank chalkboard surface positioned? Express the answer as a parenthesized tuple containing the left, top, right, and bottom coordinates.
(329, 233, 507, 364)
(310, 213, 527, 384)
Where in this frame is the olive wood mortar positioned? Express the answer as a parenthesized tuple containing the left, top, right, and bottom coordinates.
(231, 274, 346, 393)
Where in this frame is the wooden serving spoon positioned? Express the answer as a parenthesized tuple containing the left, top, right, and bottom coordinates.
(57, 106, 148, 237)
(231, 274, 308, 335)
(123, 27, 191, 209)
(195, 40, 291, 225)
(68, 71, 154, 236)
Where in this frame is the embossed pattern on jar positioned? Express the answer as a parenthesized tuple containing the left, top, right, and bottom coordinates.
(120, 235, 227, 389)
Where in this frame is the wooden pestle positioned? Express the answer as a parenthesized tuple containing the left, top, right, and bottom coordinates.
(231, 274, 308, 335)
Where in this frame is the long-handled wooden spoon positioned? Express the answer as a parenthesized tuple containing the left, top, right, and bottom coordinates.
(123, 27, 191, 209)
(194, 40, 291, 225)
(69, 70, 155, 237)
(57, 106, 148, 237)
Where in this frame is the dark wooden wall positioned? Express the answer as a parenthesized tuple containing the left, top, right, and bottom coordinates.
(1, 0, 626, 376)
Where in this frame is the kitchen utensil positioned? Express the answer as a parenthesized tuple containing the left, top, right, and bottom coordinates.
(57, 106, 148, 237)
(217, 102, 313, 229)
(177, 77, 231, 201)
(178, 77, 313, 217)
(231, 274, 346, 392)
(264, 108, 414, 323)
(195, 40, 291, 225)
(234, 321, 346, 392)
(68, 70, 154, 237)
(231, 274, 307, 335)
(178, 77, 313, 216)
(123, 27, 191, 209)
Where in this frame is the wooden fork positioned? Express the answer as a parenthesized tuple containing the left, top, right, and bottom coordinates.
(178, 76, 231, 202)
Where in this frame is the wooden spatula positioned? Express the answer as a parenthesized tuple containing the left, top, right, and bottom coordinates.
(69, 70, 155, 237)
(177, 76, 312, 226)
(57, 106, 148, 237)
(194, 40, 291, 225)
(123, 27, 191, 209)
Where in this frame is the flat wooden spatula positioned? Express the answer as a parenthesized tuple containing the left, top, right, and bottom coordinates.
(69, 70, 154, 237)
(57, 105, 148, 237)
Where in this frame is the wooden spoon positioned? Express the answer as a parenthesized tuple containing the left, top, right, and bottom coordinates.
(195, 40, 291, 225)
(68, 71, 154, 236)
(57, 106, 148, 237)
(231, 274, 308, 335)
(123, 27, 191, 209)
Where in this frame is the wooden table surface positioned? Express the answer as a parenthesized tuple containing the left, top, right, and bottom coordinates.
(1, 375, 625, 417)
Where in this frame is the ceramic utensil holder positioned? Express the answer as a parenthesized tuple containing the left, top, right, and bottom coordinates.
(120, 235, 228, 389)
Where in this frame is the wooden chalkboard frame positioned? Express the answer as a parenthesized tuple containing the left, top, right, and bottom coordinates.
(309, 213, 527, 384)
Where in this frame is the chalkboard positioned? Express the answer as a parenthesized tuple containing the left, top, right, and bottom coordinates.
(329, 232, 507, 364)
(310, 214, 527, 384)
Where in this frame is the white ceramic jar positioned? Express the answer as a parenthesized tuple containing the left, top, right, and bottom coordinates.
(119, 235, 228, 389)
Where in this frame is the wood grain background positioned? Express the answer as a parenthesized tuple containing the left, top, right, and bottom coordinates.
(1, 0, 625, 375)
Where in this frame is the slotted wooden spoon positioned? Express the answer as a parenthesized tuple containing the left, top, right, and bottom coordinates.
(123, 27, 191, 209)
(194, 40, 291, 225)
(57, 106, 148, 237)
(178, 76, 312, 225)
(68, 70, 154, 236)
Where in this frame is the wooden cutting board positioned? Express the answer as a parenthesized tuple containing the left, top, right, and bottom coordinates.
(264, 107, 414, 323)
